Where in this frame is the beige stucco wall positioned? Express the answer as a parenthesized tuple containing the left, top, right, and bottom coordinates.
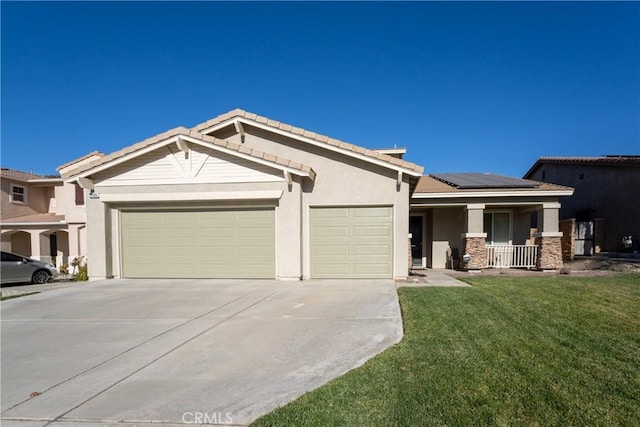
(430, 207, 465, 268)
(0, 180, 49, 219)
(53, 183, 87, 223)
(83, 126, 413, 280)
(1, 179, 85, 223)
(217, 126, 412, 279)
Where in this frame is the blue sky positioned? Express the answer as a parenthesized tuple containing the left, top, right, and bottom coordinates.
(2, 1, 639, 177)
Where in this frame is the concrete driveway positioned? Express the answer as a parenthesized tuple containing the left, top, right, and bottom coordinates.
(1, 279, 402, 426)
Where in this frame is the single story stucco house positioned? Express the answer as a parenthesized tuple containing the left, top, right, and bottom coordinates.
(58, 109, 573, 280)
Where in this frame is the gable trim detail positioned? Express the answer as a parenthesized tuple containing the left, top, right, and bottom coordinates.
(62, 130, 316, 183)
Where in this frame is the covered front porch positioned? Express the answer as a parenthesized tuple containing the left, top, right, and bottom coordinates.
(410, 173, 573, 271)
(410, 203, 562, 270)
(0, 214, 86, 268)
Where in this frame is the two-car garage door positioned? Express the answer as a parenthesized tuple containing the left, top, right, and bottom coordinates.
(121, 209, 275, 278)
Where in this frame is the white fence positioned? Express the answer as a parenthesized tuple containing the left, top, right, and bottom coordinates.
(486, 245, 538, 268)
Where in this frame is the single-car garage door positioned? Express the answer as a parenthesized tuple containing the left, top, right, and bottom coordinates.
(310, 206, 393, 278)
(121, 209, 275, 278)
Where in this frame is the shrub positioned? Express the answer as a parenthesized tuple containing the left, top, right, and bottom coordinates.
(74, 264, 88, 281)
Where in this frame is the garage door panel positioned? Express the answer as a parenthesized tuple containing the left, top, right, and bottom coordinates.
(311, 207, 393, 279)
(354, 264, 390, 275)
(315, 245, 349, 256)
(353, 206, 390, 217)
(121, 209, 275, 278)
(313, 208, 349, 219)
(313, 263, 350, 276)
(312, 226, 350, 237)
(354, 226, 392, 238)
(353, 245, 390, 256)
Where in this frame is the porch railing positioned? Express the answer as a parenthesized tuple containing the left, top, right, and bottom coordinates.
(486, 245, 538, 268)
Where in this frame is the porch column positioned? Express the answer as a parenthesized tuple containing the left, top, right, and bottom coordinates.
(29, 231, 43, 261)
(68, 223, 81, 261)
(86, 197, 113, 280)
(461, 204, 487, 270)
(1, 231, 12, 252)
(534, 202, 563, 270)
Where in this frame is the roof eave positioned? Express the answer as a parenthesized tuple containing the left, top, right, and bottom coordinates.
(412, 189, 575, 199)
(196, 116, 424, 177)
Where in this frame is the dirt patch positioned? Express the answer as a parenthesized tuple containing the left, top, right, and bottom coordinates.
(441, 256, 640, 278)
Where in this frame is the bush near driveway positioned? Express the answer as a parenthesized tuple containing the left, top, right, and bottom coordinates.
(253, 274, 640, 427)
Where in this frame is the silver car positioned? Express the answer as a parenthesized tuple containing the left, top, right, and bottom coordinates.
(0, 251, 58, 285)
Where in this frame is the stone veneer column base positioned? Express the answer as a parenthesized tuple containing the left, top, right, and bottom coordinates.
(462, 237, 486, 270)
(535, 236, 563, 270)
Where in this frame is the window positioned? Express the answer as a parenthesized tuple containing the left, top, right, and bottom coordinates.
(74, 184, 85, 205)
(10, 185, 26, 204)
(1, 251, 23, 262)
(484, 212, 511, 245)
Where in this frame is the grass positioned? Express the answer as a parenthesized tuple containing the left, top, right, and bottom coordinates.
(0, 291, 40, 301)
(252, 274, 640, 426)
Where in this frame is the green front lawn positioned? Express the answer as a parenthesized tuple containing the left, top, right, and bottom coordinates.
(253, 274, 640, 426)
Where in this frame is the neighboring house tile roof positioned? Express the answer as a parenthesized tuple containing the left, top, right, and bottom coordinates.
(61, 127, 316, 180)
(524, 155, 640, 178)
(0, 213, 66, 223)
(0, 168, 45, 182)
(414, 174, 573, 194)
(57, 151, 105, 171)
(194, 109, 424, 174)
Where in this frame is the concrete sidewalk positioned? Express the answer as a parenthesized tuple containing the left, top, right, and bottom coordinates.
(399, 269, 472, 287)
(1, 278, 402, 426)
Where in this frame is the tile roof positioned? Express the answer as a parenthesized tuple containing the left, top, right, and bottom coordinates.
(414, 174, 572, 194)
(57, 151, 105, 171)
(194, 109, 424, 174)
(0, 168, 46, 182)
(61, 127, 316, 180)
(1, 213, 66, 223)
(524, 155, 640, 178)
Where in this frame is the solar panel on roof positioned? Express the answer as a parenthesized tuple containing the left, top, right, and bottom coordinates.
(430, 173, 538, 189)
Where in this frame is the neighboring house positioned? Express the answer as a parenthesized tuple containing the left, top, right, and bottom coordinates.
(409, 173, 573, 270)
(0, 167, 89, 267)
(55, 109, 573, 280)
(524, 156, 640, 254)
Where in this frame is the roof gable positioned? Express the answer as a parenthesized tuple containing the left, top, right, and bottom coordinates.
(93, 143, 286, 186)
(194, 109, 424, 176)
(61, 128, 316, 182)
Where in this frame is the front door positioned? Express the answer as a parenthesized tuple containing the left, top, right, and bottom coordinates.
(409, 216, 423, 268)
